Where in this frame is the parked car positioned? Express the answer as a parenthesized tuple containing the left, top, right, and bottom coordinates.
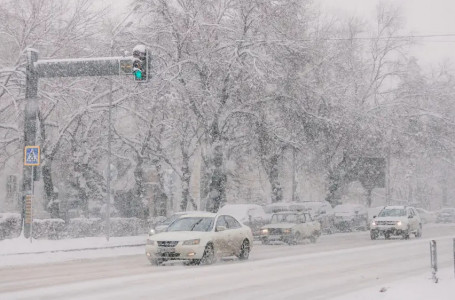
(299, 201, 335, 234)
(153, 211, 202, 233)
(436, 207, 455, 223)
(145, 212, 253, 265)
(259, 211, 321, 245)
(333, 204, 368, 232)
(264, 202, 297, 213)
(370, 205, 422, 240)
(217, 204, 269, 239)
(415, 208, 437, 224)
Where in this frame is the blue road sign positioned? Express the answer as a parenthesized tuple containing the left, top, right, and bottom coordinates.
(24, 146, 40, 166)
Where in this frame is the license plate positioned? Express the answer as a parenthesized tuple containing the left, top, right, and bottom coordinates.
(157, 247, 175, 253)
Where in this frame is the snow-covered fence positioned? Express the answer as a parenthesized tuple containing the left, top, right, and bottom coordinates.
(0, 213, 21, 239)
(32, 219, 65, 240)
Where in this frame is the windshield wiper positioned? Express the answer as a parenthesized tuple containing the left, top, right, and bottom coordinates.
(190, 219, 203, 231)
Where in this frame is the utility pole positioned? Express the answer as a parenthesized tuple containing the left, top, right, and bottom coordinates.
(22, 49, 39, 238)
(291, 147, 296, 202)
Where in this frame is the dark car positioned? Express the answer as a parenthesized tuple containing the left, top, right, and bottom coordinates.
(333, 204, 368, 232)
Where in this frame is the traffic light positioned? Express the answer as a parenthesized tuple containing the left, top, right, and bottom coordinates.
(132, 44, 149, 82)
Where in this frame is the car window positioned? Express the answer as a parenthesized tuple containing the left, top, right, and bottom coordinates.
(378, 208, 406, 217)
(304, 213, 312, 221)
(271, 213, 298, 223)
(216, 216, 228, 229)
(163, 214, 180, 225)
(167, 217, 214, 232)
(224, 216, 241, 229)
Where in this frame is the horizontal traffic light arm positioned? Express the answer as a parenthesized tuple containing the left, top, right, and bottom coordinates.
(35, 56, 133, 78)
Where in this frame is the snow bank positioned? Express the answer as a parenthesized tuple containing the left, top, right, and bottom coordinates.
(333, 267, 455, 300)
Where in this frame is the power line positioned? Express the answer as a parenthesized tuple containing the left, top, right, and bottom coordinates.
(293, 34, 455, 42)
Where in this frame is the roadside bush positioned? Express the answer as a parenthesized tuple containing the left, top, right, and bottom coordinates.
(32, 219, 65, 239)
(109, 217, 146, 236)
(0, 213, 21, 240)
(65, 218, 103, 238)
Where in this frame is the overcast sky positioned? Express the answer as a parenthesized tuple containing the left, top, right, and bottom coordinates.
(99, 0, 455, 68)
(320, 0, 455, 68)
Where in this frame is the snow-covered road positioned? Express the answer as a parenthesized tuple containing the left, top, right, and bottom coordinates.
(0, 224, 454, 299)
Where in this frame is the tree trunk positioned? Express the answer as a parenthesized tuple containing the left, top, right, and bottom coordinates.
(180, 151, 197, 211)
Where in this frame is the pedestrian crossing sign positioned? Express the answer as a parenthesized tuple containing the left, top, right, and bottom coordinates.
(24, 146, 40, 166)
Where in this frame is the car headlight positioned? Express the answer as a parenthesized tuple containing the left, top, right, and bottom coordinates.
(260, 228, 269, 235)
(149, 229, 156, 236)
(371, 221, 376, 226)
(396, 221, 402, 226)
(282, 228, 292, 234)
(146, 239, 155, 245)
(182, 239, 200, 245)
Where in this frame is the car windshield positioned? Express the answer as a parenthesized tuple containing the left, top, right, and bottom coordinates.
(271, 214, 297, 223)
(166, 217, 214, 232)
(162, 214, 180, 225)
(378, 209, 406, 217)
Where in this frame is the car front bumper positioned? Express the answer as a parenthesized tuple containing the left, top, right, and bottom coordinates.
(370, 225, 407, 236)
(260, 233, 293, 243)
(145, 243, 205, 262)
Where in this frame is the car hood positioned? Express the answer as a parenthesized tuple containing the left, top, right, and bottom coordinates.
(262, 223, 295, 229)
(374, 216, 408, 222)
(334, 212, 356, 217)
(150, 231, 211, 241)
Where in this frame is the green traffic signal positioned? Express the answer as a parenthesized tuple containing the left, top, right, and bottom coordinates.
(134, 69, 143, 80)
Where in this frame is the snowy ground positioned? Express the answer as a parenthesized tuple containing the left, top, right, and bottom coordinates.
(0, 234, 147, 267)
(334, 268, 454, 300)
(0, 225, 454, 299)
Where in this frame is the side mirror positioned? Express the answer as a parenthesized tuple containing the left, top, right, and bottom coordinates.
(216, 226, 227, 232)
(408, 215, 413, 219)
(373, 216, 377, 219)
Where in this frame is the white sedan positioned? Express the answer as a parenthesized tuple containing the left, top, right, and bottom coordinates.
(145, 212, 253, 265)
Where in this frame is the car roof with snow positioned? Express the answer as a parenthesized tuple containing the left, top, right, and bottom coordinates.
(383, 205, 407, 209)
(178, 212, 218, 218)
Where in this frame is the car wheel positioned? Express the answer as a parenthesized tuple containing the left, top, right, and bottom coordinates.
(238, 240, 250, 260)
(384, 232, 391, 240)
(199, 243, 215, 265)
(289, 232, 301, 245)
(402, 229, 410, 240)
(370, 231, 378, 240)
(415, 225, 422, 238)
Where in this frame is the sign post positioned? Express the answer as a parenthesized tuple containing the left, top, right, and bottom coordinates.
(25, 195, 33, 242)
(430, 240, 438, 283)
(24, 146, 40, 241)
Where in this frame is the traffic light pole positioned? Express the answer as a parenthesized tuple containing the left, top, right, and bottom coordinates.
(22, 50, 138, 239)
(22, 49, 39, 239)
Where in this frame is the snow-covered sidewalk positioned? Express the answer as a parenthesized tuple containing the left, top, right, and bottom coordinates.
(334, 267, 455, 300)
(0, 235, 147, 256)
(0, 235, 147, 267)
